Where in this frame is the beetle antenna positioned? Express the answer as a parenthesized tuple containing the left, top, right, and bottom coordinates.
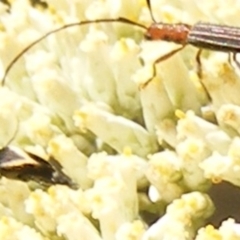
(1, 17, 147, 86)
(146, 0, 157, 23)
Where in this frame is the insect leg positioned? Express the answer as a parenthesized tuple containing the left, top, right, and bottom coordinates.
(196, 48, 203, 78)
(227, 52, 231, 65)
(140, 45, 185, 88)
(195, 48, 212, 101)
(233, 53, 240, 69)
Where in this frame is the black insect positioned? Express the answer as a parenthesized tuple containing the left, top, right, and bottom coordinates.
(0, 145, 77, 188)
(0, 67, 77, 189)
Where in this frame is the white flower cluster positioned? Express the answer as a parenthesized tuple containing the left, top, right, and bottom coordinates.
(0, 0, 239, 239)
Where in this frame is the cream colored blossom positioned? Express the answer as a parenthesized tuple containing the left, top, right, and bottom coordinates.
(0, 0, 240, 239)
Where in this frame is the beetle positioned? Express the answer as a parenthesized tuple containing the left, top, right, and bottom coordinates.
(1, 0, 240, 87)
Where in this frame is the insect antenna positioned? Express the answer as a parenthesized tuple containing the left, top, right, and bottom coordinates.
(1, 17, 147, 86)
(146, 0, 157, 23)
